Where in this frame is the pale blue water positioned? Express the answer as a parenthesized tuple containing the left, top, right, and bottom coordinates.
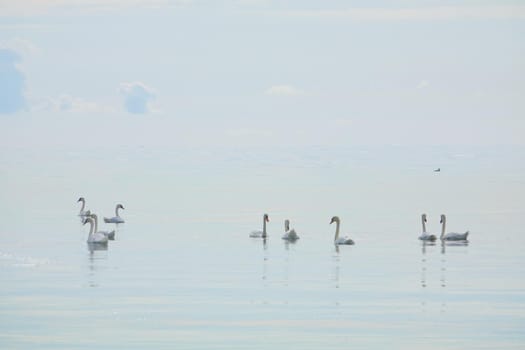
(1, 146, 524, 349)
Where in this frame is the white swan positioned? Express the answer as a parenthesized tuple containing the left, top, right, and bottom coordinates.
(330, 216, 354, 245)
(88, 213, 115, 240)
(282, 219, 299, 241)
(83, 217, 109, 244)
(77, 197, 89, 216)
(418, 213, 437, 241)
(104, 204, 125, 223)
(440, 214, 469, 241)
(250, 214, 269, 238)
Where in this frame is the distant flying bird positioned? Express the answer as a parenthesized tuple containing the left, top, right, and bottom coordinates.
(434, 168, 441, 172)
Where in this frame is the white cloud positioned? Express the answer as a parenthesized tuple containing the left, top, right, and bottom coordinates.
(0, 37, 40, 56)
(334, 118, 352, 127)
(277, 6, 525, 21)
(226, 128, 273, 137)
(33, 94, 112, 113)
(0, 0, 191, 16)
(416, 80, 430, 89)
(265, 85, 304, 96)
(0, 49, 26, 114)
(119, 81, 156, 114)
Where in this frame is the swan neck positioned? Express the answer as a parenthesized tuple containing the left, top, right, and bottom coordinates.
(79, 200, 85, 212)
(334, 221, 340, 241)
(441, 218, 446, 238)
(93, 215, 98, 232)
(115, 206, 120, 217)
(87, 221, 94, 238)
(262, 218, 267, 237)
(422, 217, 427, 233)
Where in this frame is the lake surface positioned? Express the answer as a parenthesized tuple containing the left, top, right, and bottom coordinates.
(1, 145, 524, 349)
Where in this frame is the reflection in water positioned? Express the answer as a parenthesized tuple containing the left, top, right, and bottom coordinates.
(440, 241, 447, 289)
(440, 240, 469, 289)
(262, 238, 268, 283)
(420, 241, 435, 288)
(441, 240, 469, 253)
(87, 242, 108, 253)
(332, 248, 341, 289)
(283, 239, 298, 250)
(86, 244, 108, 288)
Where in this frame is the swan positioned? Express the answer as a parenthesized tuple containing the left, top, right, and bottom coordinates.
(250, 214, 269, 238)
(104, 204, 125, 223)
(282, 219, 299, 241)
(88, 213, 115, 240)
(330, 216, 354, 245)
(440, 214, 469, 241)
(83, 217, 108, 244)
(418, 213, 437, 241)
(77, 197, 89, 216)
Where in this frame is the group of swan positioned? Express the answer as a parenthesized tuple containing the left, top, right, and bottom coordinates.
(78, 197, 125, 244)
(249, 214, 300, 241)
(249, 214, 354, 245)
(250, 213, 469, 246)
(419, 213, 469, 241)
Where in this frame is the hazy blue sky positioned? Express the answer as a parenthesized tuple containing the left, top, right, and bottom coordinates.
(0, 0, 524, 149)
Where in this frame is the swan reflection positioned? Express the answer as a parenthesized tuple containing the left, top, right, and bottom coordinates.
(420, 241, 435, 288)
(441, 240, 469, 254)
(86, 245, 108, 287)
(87, 242, 108, 253)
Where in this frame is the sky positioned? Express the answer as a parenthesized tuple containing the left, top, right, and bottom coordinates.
(0, 0, 524, 150)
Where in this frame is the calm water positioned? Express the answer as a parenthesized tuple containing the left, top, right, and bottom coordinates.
(1, 146, 524, 349)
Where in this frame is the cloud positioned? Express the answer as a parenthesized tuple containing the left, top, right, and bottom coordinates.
(0, 49, 26, 114)
(265, 85, 304, 96)
(119, 81, 156, 114)
(276, 6, 525, 21)
(33, 94, 111, 113)
(416, 80, 430, 89)
(0, 37, 40, 56)
(0, 0, 190, 16)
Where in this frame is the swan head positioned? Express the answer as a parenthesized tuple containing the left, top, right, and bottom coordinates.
(82, 217, 93, 225)
(77, 197, 85, 203)
(422, 213, 427, 222)
(263, 213, 269, 222)
(440, 214, 446, 223)
(88, 212, 97, 219)
(330, 216, 340, 224)
(117, 204, 125, 210)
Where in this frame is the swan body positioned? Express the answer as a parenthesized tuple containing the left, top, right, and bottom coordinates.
(330, 216, 354, 245)
(104, 204, 125, 223)
(282, 219, 299, 241)
(77, 197, 89, 216)
(418, 213, 437, 241)
(440, 214, 469, 241)
(88, 213, 115, 240)
(83, 217, 108, 244)
(250, 214, 269, 238)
